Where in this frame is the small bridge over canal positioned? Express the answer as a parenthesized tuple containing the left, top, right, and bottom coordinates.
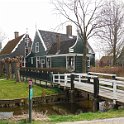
(52, 72, 124, 106)
(20, 68, 124, 111)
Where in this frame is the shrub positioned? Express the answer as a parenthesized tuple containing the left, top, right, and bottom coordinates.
(90, 66, 124, 76)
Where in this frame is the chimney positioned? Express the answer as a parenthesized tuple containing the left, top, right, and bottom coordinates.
(14, 31, 19, 39)
(66, 25, 72, 37)
(0, 42, 2, 51)
(56, 34, 61, 52)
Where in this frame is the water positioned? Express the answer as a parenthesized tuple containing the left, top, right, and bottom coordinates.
(0, 100, 93, 115)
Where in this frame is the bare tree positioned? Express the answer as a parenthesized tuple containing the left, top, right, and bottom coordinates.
(52, 0, 103, 72)
(95, 0, 124, 66)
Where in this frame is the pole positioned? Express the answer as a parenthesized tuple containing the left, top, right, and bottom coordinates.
(28, 80, 33, 123)
(93, 77, 99, 112)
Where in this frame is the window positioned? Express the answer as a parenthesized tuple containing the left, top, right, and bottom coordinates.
(41, 59, 45, 64)
(25, 48, 28, 56)
(35, 42, 39, 53)
(46, 58, 51, 68)
(36, 57, 40, 68)
(87, 59, 90, 68)
(67, 56, 75, 72)
(25, 41, 29, 47)
(31, 57, 33, 64)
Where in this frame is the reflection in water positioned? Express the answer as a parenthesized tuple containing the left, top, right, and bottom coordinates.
(0, 100, 93, 115)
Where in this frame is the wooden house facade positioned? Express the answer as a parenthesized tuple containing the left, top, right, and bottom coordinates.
(26, 25, 95, 72)
(0, 32, 32, 67)
(117, 47, 124, 67)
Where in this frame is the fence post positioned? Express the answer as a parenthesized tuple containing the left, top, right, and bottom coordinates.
(69, 73, 75, 103)
(93, 77, 99, 112)
(112, 75, 118, 108)
(64, 73, 67, 86)
(70, 73, 75, 90)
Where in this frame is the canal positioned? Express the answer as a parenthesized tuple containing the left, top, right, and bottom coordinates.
(0, 100, 93, 115)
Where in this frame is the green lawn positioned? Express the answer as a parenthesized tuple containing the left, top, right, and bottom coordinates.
(0, 79, 61, 99)
(49, 109, 124, 123)
(0, 109, 124, 124)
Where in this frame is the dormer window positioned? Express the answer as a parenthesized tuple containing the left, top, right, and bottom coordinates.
(35, 42, 39, 53)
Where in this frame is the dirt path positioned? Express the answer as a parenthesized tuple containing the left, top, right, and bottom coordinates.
(57, 117, 124, 124)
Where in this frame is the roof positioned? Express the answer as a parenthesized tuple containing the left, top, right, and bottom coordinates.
(48, 38, 76, 54)
(100, 56, 113, 62)
(0, 34, 24, 55)
(38, 30, 76, 51)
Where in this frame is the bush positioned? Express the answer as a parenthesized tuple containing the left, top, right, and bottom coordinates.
(90, 66, 124, 76)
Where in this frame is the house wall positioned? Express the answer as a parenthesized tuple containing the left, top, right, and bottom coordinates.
(31, 32, 46, 56)
(75, 56, 82, 73)
(11, 35, 32, 58)
(51, 56, 66, 68)
(26, 32, 46, 67)
(90, 54, 95, 67)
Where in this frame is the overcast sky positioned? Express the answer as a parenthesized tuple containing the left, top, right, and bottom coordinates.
(1, 0, 121, 59)
(0, 0, 71, 40)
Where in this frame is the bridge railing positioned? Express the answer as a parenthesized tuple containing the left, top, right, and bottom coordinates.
(53, 72, 124, 104)
(52, 73, 71, 85)
(88, 72, 124, 103)
(52, 73, 99, 95)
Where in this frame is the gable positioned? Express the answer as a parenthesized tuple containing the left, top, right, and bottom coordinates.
(69, 35, 95, 54)
(31, 31, 46, 56)
(38, 30, 76, 51)
(0, 34, 24, 55)
(48, 38, 76, 54)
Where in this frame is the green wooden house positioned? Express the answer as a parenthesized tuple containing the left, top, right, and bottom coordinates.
(26, 25, 95, 72)
(117, 47, 124, 67)
(0, 32, 32, 67)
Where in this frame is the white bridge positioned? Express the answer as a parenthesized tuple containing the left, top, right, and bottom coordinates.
(52, 72, 124, 105)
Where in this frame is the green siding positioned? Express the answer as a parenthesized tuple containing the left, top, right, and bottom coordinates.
(32, 32, 46, 56)
(90, 54, 95, 67)
(26, 52, 36, 67)
(75, 56, 82, 73)
(51, 56, 66, 68)
(26, 31, 46, 67)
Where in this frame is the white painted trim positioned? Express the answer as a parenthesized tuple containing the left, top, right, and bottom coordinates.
(46, 53, 92, 58)
(11, 34, 26, 53)
(31, 57, 33, 64)
(35, 42, 39, 53)
(37, 30, 47, 51)
(69, 37, 78, 52)
(46, 57, 51, 68)
(26, 31, 37, 57)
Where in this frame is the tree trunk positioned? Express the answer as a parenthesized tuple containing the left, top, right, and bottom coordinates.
(15, 58, 21, 83)
(82, 33, 87, 73)
(8, 63, 12, 79)
(113, 31, 117, 66)
(16, 67, 21, 82)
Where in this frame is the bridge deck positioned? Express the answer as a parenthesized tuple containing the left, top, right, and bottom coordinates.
(53, 72, 124, 105)
(59, 81, 124, 104)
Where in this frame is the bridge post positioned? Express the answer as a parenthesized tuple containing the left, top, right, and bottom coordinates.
(93, 77, 99, 112)
(69, 74, 75, 103)
(70, 74, 75, 90)
(112, 75, 118, 109)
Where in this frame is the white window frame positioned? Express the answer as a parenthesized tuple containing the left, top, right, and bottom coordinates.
(31, 57, 33, 64)
(41, 59, 45, 64)
(46, 57, 51, 68)
(36, 57, 40, 68)
(87, 59, 90, 68)
(66, 56, 75, 71)
(35, 42, 39, 53)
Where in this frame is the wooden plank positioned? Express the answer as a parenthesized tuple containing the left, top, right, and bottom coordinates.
(88, 72, 116, 77)
(52, 73, 124, 104)
(116, 77, 124, 81)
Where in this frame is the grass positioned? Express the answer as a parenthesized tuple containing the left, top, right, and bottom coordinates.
(0, 109, 124, 124)
(0, 79, 61, 99)
(49, 109, 124, 123)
